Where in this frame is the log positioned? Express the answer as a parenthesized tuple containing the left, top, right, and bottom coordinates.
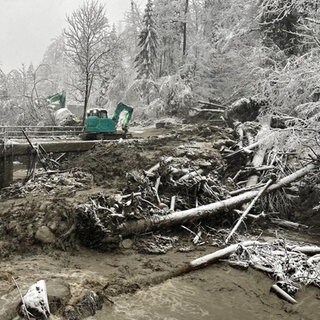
(224, 141, 261, 158)
(244, 165, 275, 172)
(170, 196, 176, 211)
(198, 100, 224, 108)
(287, 245, 320, 255)
(270, 218, 309, 230)
(225, 179, 273, 243)
(154, 176, 161, 204)
(187, 241, 260, 269)
(191, 107, 224, 113)
(234, 122, 244, 147)
(146, 163, 160, 175)
(246, 146, 267, 188)
(230, 182, 264, 196)
(146, 156, 173, 175)
(177, 169, 203, 183)
(271, 284, 297, 304)
(117, 163, 315, 238)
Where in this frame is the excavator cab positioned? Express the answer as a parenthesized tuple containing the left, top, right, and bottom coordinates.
(83, 102, 133, 140)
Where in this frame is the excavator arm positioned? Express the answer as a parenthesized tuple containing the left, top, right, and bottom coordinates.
(46, 92, 66, 109)
(111, 102, 134, 131)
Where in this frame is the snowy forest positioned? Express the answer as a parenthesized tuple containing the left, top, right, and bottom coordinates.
(0, 0, 320, 125)
(1, 1, 320, 319)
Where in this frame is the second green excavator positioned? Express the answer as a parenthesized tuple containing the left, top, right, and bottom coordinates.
(82, 102, 134, 140)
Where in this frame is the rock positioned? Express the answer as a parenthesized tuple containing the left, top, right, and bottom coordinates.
(47, 279, 71, 313)
(20, 280, 50, 319)
(35, 226, 56, 244)
(64, 291, 103, 320)
(39, 201, 51, 212)
(121, 238, 133, 249)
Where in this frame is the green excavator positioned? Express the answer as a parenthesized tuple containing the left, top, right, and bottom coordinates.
(82, 102, 134, 140)
(46, 91, 66, 109)
(46, 91, 79, 126)
(47, 92, 134, 139)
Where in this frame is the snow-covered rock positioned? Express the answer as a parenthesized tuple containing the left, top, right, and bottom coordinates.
(22, 280, 50, 319)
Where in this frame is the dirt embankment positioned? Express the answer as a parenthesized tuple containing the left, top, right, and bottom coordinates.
(65, 123, 229, 189)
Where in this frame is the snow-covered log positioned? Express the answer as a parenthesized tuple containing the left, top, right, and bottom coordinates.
(118, 163, 315, 237)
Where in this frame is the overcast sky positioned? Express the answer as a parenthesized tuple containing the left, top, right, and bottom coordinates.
(0, 0, 146, 73)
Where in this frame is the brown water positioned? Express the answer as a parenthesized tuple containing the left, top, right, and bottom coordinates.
(93, 266, 320, 320)
(0, 248, 319, 320)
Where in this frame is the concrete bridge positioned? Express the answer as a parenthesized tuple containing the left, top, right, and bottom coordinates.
(0, 139, 99, 188)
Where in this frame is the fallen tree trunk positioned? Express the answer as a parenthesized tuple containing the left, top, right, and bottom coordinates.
(225, 179, 273, 243)
(271, 284, 297, 304)
(246, 146, 267, 188)
(191, 107, 224, 113)
(117, 163, 315, 238)
(198, 100, 225, 108)
(287, 245, 320, 255)
(184, 241, 260, 270)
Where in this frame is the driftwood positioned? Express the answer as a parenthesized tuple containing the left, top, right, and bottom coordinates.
(117, 163, 315, 238)
(271, 284, 297, 304)
(270, 218, 309, 230)
(177, 169, 203, 183)
(224, 140, 260, 158)
(170, 196, 176, 211)
(191, 107, 224, 113)
(22, 130, 60, 178)
(225, 179, 273, 243)
(185, 241, 260, 270)
(146, 157, 173, 175)
(247, 148, 267, 180)
(174, 238, 320, 303)
(287, 245, 320, 255)
(198, 100, 224, 108)
(230, 182, 264, 196)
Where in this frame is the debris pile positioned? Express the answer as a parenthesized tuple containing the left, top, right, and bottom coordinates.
(229, 240, 320, 291)
(76, 154, 230, 250)
(0, 169, 93, 199)
(180, 238, 320, 304)
(76, 130, 319, 251)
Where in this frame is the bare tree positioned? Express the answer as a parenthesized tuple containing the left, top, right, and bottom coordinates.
(64, 0, 109, 124)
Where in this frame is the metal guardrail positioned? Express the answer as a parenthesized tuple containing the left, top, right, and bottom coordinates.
(0, 126, 84, 140)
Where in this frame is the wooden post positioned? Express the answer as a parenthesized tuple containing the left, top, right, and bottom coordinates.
(0, 143, 13, 188)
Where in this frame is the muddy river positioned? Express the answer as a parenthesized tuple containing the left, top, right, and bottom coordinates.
(92, 265, 320, 320)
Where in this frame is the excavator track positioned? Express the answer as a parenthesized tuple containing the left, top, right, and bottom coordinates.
(80, 132, 132, 140)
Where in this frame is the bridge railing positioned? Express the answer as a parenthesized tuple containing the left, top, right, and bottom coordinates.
(0, 126, 84, 140)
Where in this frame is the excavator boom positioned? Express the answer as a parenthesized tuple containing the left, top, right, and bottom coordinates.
(111, 102, 133, 129)
(47, 92, 66, 109)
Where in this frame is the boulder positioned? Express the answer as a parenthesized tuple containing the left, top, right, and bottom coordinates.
(35, 226, 56, 244)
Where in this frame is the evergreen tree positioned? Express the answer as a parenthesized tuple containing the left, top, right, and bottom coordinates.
(121, 0, 143, 65)
(154, 0, 183, 77)
(135, 0, 158, 79)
